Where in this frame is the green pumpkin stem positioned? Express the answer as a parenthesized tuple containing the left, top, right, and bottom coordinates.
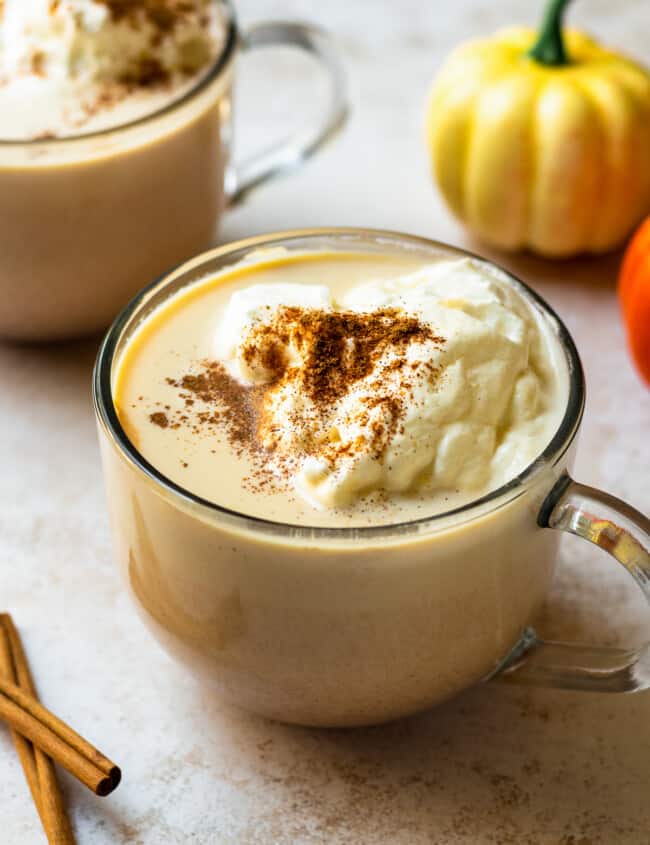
(528, 0, 573, 67)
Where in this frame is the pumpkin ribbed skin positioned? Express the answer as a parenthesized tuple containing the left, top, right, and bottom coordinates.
(426, 28, 650, 257)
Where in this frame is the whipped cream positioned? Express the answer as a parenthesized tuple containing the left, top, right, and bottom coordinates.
(216, 283, 333, 383)
(215, 258, 560, 509)
(0, 0, 222, 138)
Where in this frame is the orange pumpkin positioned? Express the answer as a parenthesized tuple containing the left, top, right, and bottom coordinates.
(619, 217, 650, 386)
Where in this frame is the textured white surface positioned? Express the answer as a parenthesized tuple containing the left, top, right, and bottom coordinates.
(1, 0, 650, 842)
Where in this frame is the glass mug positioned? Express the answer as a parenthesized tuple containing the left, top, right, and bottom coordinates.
(0, 1, 346, 341)
(93, 229, 650, 727)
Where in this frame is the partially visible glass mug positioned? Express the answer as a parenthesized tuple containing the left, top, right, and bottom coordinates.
(0, 3, 347, 341)
(93, 229, 650, 727)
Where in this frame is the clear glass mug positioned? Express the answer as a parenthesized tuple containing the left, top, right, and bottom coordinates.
(0, 1, 346, 342)
(93, 229, 650, 727)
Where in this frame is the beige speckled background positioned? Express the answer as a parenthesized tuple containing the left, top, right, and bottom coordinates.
(1, 0, 649, 842)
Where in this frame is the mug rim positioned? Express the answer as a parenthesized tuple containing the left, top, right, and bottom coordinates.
(0, 0, 238, 148)
(93, 227, 586, 540)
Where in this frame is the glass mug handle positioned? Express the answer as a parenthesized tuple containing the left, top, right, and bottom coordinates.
(225, 21, 348, 206)
(497, 473, 650, 692)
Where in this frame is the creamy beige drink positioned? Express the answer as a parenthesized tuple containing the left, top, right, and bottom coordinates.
(97, 234, 576, 726)
(115, 251, 567, 527)
(0, 0, 230, 340)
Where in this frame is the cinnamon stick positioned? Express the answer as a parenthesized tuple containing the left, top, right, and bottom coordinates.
(0, 614, 120, 801)
(0, 615, 76, 845)
(0, 625, 42, 811)
(0, 676, 120, 796)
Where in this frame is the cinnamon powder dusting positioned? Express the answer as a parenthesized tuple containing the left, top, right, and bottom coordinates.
(140, 306, 446, 498)
(241, 306, 440, 404)
(91, 1, 201, 34)
(168, 366, 265, 451)
(43, 1, 214, 93)
(149, 411, 169, 428)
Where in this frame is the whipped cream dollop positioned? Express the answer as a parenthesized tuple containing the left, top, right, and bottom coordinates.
(0, 0, 221, 138)
(215, 258, 559, 509)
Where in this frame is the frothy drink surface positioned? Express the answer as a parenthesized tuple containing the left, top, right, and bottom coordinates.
(114, 251, 568, 527)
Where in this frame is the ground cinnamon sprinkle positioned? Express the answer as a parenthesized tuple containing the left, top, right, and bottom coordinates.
(241, 306, 443, 404)
(94, 0, 197, 32)
(166, 366, 266, 453)
(96, 1, 209, 87)
(149, 411, 169, 428)
(142, 305, 446, 496)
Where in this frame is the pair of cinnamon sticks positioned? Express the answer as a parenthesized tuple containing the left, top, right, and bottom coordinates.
(0, 613, 121, 844)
